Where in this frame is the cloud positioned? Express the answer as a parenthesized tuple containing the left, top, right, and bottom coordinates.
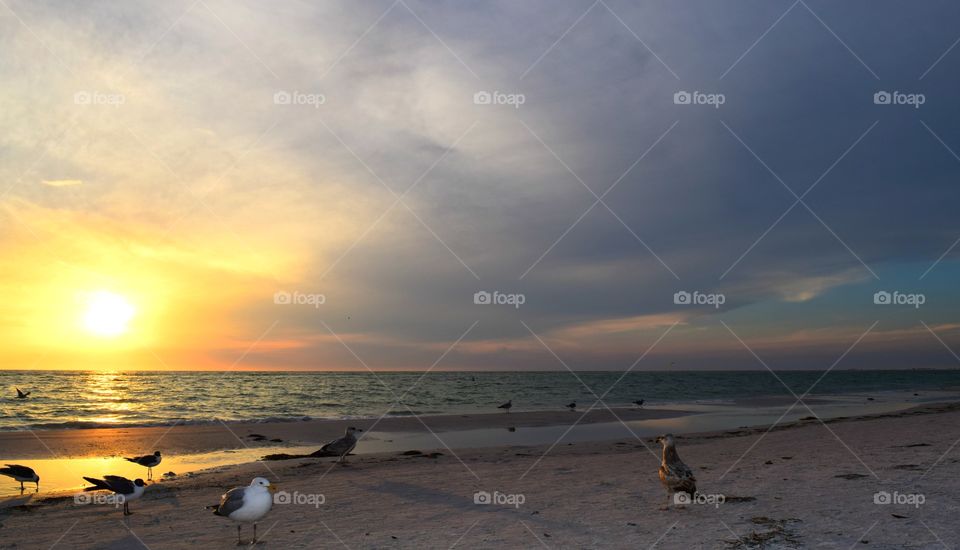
(1, 0, 959, 369)
(41, 179, 82, 187)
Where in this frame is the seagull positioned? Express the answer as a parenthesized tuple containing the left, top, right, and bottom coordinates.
(633, 399, 645, 408)
(82, 475, 145, 516)
(15, 388, 30, 399)
(0, 464, 39, 492)
(656, 434, 696, 509)
(498, 400, 512, 413)
(565, 402, 576, 412)
(125, 451, 161, 480)
(211, 477, 276, 544)
(317, 427, 362, 464)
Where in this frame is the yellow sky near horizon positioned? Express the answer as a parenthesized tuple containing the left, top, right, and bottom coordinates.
(0, 197, 301, 370)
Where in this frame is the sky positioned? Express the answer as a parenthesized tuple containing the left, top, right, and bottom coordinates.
(1, 0, 960, 371)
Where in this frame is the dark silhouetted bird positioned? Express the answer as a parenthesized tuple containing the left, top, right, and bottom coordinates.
(0, 464, 38, 492)
(125, 451, 161, 480)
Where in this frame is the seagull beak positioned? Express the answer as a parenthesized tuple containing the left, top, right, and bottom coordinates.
(268, 484, 278, 493)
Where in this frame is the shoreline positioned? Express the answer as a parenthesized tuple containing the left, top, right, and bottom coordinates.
(1, 391, 957, 498)
(3, 398, 960, 547)
(1, 388, 956, 461)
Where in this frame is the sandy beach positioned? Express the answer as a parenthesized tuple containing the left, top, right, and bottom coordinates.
(2, 401, 959, 549)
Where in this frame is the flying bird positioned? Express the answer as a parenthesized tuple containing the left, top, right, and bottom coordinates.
(498, 400, 512, 413)
(125, 451, 161, 480)
(633, 399, 645, 408)
(211, 477, 276, 544)
(0, 464, 39, 492)
(15, 388, 30, 399)
(316, 427, 362, 463)
(656, 434, 697, 509)
(565, 402, 576, 411)
(82, 475, 145, 516)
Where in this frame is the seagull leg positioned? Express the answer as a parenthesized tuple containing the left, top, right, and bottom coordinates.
(19, 481, 24, 491)
(237, 525, 242, 545)
(253, 523, 258, 543)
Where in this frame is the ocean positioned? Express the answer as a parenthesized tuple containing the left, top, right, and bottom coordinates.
(2, 369, 959, 431)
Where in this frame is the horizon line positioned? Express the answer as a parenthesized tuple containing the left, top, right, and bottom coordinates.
(0, 367, 955, 374)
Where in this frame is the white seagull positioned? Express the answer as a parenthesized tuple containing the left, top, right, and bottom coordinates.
(125, 451, 162, 480)
(656, 434, 697, 509)
(318, 427, 363, 464)
(0, 464, 39, 492)
(498, 400, 512, 413)
(212, 477, 277, 544)
(82, 475, 146, 516)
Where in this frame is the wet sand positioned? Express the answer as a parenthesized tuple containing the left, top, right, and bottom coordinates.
(0, 407, 687, 459)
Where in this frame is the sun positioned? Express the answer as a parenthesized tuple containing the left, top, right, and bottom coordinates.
(83, 291, 136, 337)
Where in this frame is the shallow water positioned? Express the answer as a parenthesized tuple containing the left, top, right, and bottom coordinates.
(0, 446, 315, 500)
(2, 369, 959, 431)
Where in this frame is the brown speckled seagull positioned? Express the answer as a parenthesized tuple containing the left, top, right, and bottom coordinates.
(656, 434, 697, 508)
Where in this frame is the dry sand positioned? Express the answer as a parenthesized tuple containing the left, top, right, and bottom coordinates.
(2, 404, 960, 549)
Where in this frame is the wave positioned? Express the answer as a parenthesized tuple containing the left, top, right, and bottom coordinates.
(3, 370, 960, 431)
(0, 414, 361, 432)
